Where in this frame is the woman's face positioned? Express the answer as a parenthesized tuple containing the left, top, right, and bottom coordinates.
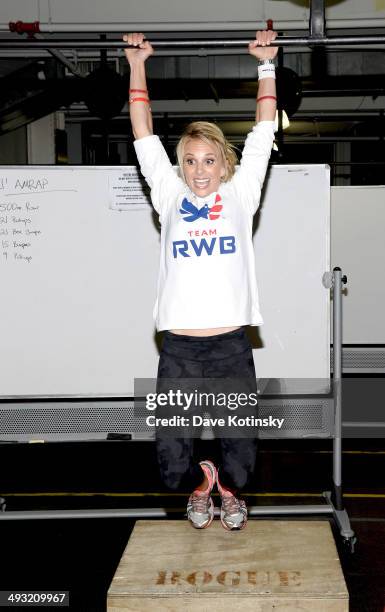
(182, 138, 226, 198)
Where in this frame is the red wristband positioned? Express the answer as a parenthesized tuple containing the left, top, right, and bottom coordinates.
(129, 97, 150, 103)
(129, 88, 148, 93)
(256, 95, 277, 102)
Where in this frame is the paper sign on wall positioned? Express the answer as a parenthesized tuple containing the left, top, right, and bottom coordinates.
(108, 170, 150, 211)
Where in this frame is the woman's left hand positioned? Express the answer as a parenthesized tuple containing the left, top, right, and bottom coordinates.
(248, 30, 278, 60)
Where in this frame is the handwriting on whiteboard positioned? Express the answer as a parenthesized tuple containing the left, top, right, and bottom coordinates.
(0, 177, 48, 193)
(0, 175, 77, 197)
(0, 201, 40, 264)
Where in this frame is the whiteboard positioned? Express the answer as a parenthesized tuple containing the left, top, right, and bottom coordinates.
(0, 165, 330, 397)
(331, 186, 385, 344)
(255, 165, 330, 393)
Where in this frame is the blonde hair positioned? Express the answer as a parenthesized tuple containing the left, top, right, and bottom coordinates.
(176, 121, 238, 183)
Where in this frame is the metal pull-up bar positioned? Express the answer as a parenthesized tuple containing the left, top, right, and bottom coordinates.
(2, 35, 385, 49)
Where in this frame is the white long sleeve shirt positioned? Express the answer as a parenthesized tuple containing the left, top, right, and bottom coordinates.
(134, 121, 275, 331)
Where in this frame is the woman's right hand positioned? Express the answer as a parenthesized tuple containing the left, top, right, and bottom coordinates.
(123, 32, 154, 63)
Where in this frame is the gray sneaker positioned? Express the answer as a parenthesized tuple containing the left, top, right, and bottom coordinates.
(220, 493, 247, 530)
(187, 460, 217, 529)
(187, 491, 214, 529)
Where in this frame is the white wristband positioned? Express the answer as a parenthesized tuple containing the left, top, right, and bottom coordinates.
(257, 63, 276, 80)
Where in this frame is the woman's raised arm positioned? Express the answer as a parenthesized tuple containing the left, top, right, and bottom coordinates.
(248, 30, 278, 123)
(123, 32, 154, 139)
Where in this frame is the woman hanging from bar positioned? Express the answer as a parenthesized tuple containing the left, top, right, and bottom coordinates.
(123, 30, 277, 530)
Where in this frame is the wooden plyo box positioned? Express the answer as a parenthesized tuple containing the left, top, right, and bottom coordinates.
(107, 520, 348, 611)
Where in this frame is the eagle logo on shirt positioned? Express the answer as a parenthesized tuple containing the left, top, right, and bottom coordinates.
(179, 194, 222, 222)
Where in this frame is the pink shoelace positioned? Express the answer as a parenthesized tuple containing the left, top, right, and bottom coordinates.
(221, 494, 243, 515)
(190, 492, 210, 513)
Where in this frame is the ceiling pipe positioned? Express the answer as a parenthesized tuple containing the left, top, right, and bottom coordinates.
(3, 20, 385, 32)
(33, 33, 85, 77)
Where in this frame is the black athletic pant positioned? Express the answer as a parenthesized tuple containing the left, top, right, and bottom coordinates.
(155, 327, 258, 493)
